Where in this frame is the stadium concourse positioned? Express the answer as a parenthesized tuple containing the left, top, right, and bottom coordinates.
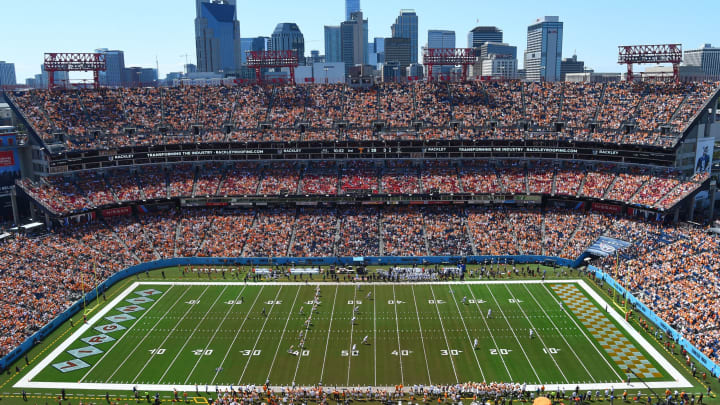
(1, 207, 720, 371)
(7, 81, 719, 148)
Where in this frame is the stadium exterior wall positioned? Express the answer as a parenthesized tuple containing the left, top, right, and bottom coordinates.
(589, 265, 720, 378)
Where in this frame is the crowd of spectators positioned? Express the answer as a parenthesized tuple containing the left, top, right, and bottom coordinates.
(10, 81, 717, 149)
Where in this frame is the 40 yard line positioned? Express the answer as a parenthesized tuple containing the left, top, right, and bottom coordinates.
(265, 286, 302, 381)
(183, 285, 249, 384)
(346, 285, 358, 386)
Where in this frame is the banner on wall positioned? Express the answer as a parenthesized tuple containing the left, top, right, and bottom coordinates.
(694, 137, 715, 175)
(585, 236, 631, 257)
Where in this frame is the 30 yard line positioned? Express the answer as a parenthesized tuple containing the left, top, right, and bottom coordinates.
(211, 285, 265, 384)
(464, 284, 512, 380)
(346, 285, 358, 386)
(485, 284, 540, 382)
(503, 284, 568, 383)
(522, 284, 596, 382)
(265, 286, 302, 380)
(157, 285, 229, 383)
(428, 285, 457, 383)
(391, 285, 405, 386)
(448, 285, 485, 382)
(318, 285, 339, 384)
(237, 286, 284, 384)
(80, 285, 177, 383)
(131, 285, 212, 383)
(540, 283, 624, 382)
(183, 285, 248, 384)
(410, 284, 432, 385)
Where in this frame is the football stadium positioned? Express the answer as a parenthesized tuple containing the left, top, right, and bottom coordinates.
(2, 3, 720, 405)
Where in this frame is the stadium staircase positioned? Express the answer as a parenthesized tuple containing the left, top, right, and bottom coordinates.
(172, 219, 182, 258)
(559, 216, 586, 254)
(239, 211, 258, 257)
(576, 172, 588, 198)
(603, 175, 620, 200)
(464, 211, 478, 256)
(421, 214, 431, 256)
(551, 168, 558, 195)
(189, 167, 200, 197)
(109, 223, 142, 264)
(592, 83, 608, 122)
(378, 214, 385, 256)
(628, 177, 652, 204)
(523, 166, 530, 195)
(194, 215, 216, 257)
(285, 210, 298, 257)
(331, 214, 342, 257)
(540, 217, 547, 256)
(655, 182, 684, 208)
(104, 172, 122, 204)
(139, 226, 162, 261)
(620, 93, 647, 144)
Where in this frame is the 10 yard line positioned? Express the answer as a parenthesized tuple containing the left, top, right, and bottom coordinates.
(184, 285, 248, 384)
(319, 285, 339, 384)
(131, 285, 213, 383)
(503, 284, 568, 383)
(157, 285, 230, 383)
(485, 284, 541, 382)
(80, 285, 177, 383)
(410, 284, 432, 385)
(522, 284, 596, 382)
(237, 286, 284, 384)
(211, 285, 265, 384)
(429, 285, 458, 383)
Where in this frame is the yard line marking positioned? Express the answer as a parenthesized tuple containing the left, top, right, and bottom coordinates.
(391, 285, 405, 385)
(410, 285, 432, 385)
(158, 285, 229, 382)
(318, 285, 339, 383)
(346, 286, 358, 386)
(130, 285, 212, 383)
(211, 285, 265, 384)
(448, 285, 486, 382)
(184, 285, 248, 384)
(237, 286, 284, 384)
(428, 285, 458, 383)
(466, 283, 512, 380)
(522, 283, 596, 382)
(80, 285, 177, 383)
(293, 286, 331, 383)
(504, 284, 567, 382)
(373, 284, 377, 387)
(485, 284, 540, 382)
(543, 283, 624, 382)
(265, 285, 302, 380)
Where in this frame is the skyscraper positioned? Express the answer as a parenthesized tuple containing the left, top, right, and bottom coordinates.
(345, 0, 360, 21)
(684, 44, 720, 77)
(560, 54, 586, 81)
(271, 23, 305, 64)
(467, 26, 503, 48)
(524, 16, 563, 82)
(428, 30, 455, 49)
(0, 61, 17, 86)
(340, 11, 367, 72)
(324, 26, 342, 63)
(391, 10, 418, 64)
(195, 0, 242, 73)
(94, 49, 126, 87)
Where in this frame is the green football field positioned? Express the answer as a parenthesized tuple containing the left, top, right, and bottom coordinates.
(16, 280, 690, 393)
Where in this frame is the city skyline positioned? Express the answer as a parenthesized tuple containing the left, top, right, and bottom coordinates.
(0, 0, 717, 82)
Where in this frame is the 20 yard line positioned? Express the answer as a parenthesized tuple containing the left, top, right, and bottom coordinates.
(211, 285, 265, 384)
(157, 285, 229, 383)
(448, 285, 486, 382)
(318, 285, 339, 384)
(80, 285, 177, 383)
(430, 284, 461, 383)
(184, 285, 248, 384)
(410, 284, 432, 385)
(485, 284, 540, 382)
(540, 283, 623, 382)
(237, 286, 284, 384)
(465, 285, 512, 381)
(130, 285, 212, 383)
(346, 285, 358, 386)
(503, 284, 568, 383)
(265, 286, 302, 381)
(391, 285, 405, 385)
(522, 284, 596, 382)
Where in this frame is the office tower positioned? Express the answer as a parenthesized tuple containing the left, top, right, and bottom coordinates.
(391, 10, 418, 64)
(427, 30, 455, 49)
(524, 16, 563, 82)
(324, 26, 342, 63)
(0, 61, 17, 86)
(271, 23, 305, 64)
(345, 0, 360, 21)
(467, 26, 502, 48)
(341, 11, 367, 72)
(195, 0, 241, 73)
(560, 54, 585, 80)
(94, 49, 126, 87)
(684, 44, 720, 77)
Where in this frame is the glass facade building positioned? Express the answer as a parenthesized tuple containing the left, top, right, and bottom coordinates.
(523, 16, 563, 82)
(95, 49, 126, 87)
(467, 26, 502, 48)
(271, 23, 305, 64)
(0, 61, 16, 87)
(340, 12, 366, 73)
(324, 26, 342, 63)
(428, 30, 455, 49)
(391, 10, 418, 64)
(195, 0, 241, 73)
(345, 0, 360, 21)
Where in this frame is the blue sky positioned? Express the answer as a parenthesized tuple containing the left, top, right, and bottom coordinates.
(1, 0, 716, 82)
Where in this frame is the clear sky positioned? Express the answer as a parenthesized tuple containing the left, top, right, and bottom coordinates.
(1, 0, 717, 83)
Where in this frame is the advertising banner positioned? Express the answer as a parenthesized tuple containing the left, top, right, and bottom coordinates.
(695, 137, 715, 175)
(585, 236, 631, 257)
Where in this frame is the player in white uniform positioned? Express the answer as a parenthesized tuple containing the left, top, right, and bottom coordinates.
(529, 329, 534, 339)
(487, 308, 492, 319)
(473, 338, 479, 349)
(362, 335, 369, 345)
